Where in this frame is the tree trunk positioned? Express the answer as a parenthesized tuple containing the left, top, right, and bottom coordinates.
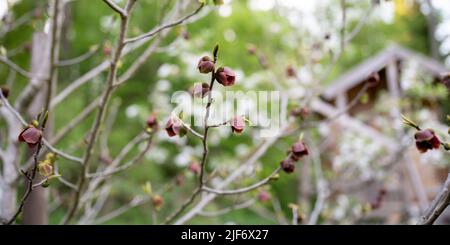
(22, 32, 51, 225)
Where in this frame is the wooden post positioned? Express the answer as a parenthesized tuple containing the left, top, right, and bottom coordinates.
(386, 59, 429, 212)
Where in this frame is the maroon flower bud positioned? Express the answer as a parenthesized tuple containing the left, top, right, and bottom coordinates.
(181, 30, 190, 40)
(367, 72, 380, 87)
(289, 153, 300, 162)
(18, 125, 42, 148)
(1, 86, 10, 98)
(164, 116, 184, 137)
(414, 129, 441, 153)
(215, 67, 236, 86)
(191, 82, 210, 98)
(280, 158, 295, 173)
(258, 55, 269, 69)
(175, 174, 185, 186)
(151, 194, 164, 211)
(370, 188, 387, 210)
(291, 141, 309, 158)
(290, 107, 309, 119)
(286, 65, 296, 78)
(197, 56, 215, 74)
(246, 43, 257, 55)
(188, 161, 201, 175)
(33, 9, 43, 19)
(258, 190, 271, 203)
(24, 42, 32, 52)
(442, 74, 450, 90)
(146, 113, 159, 131)
(231, 116, 245, 134)
(103, 45, 111, 56)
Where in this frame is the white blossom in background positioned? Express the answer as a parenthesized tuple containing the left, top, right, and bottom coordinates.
(125, 104, 140, 118)
(332, 129, 384, 181)
(157, 64, 179, 78)
(145, 145, 169, 164)
(175, 147, 196, 167)
(0, 1, 7, 20)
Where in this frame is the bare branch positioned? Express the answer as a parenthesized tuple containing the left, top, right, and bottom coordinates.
(86, 134, 152, 178)
(198, 199, 256, 217)
(93, 196, 150, 224)
(51, 2, 209, 107)
(56, 46, 99, 67)
(0, 90, 83, 164)
(51, 97, 100, 144)
(418, 173, 450, 225)
(113, 36, 162, 87)
(102, 0, 127, 17)
(124, 3, 205, 44)
(0, 55, 34, 79)
(174, 122, 294, 225)
(162, 44, 218, 224)
(62, 1, 138, 224)
(4, 128, 45, 224)
(202, 167, 281, 195)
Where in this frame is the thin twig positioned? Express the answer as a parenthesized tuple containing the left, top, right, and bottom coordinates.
(93, 196, 150, 224)
(162, 45, 218, 224)
(5, 134, 45, 224)
(198, 199, 256, 217)
(0, 55, 34, 79)
(86, 135, 152, 178)
(62, 0, 138, 225)
(51, 97, 100, 144)
(102, 0, 126, 17)
(202, 167, 281, 195)
(418, 173, 450, 225)
(56, 46, 99, 67)
(0, 90, 82, 164)
(51, 2, 207, 107)
(124, 3, 205, 44)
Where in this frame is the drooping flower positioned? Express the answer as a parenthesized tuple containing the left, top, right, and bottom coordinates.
(175, 174, 185, 186)
(442, 74, 450, 90)
(151, 194, 164, 211)
(1, 86, 10, 98)
(414, 129, 441, 153)
(290, 107, 310, 119)
(286, 65, 296, 78)
(291, 141, 309, 158)
(258, 190, 271, 203)
(280, 158, 296, 173)
(188, 161, 201, 175)
(366, 72, 380, 87)
(215, 67, 236, 86)
(231, 116, 245, 134)
(191, 82, 210, 98)
(164, 116, 184, 137)
(146, 113, 159, 131)
(18, 125, 42, 148)
(197, 56, 215, 74)
(246, 43, 257, 55)
(38, 160, 53, 177)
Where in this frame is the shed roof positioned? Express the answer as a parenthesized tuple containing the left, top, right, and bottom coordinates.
(321, 44, 448, 100)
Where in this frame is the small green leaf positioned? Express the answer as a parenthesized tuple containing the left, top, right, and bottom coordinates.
(0, 46, 7, 56)
(142, 181, 152, 195)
